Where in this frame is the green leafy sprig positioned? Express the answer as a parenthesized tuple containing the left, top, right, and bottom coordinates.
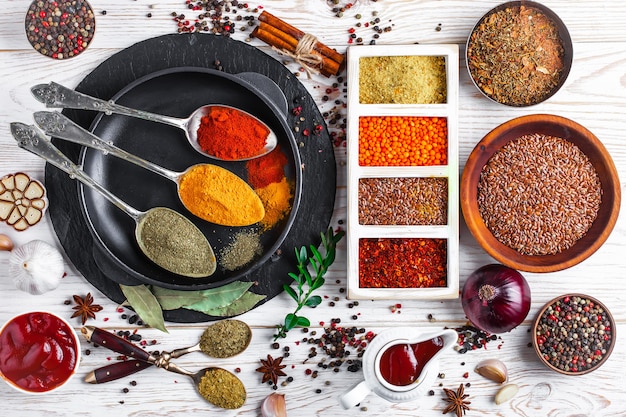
(274, 227, 344, 340)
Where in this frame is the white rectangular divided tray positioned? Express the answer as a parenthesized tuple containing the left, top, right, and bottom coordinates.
(345, 44, 459, 300)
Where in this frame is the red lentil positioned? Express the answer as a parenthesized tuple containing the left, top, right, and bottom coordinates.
(359, 116, 447, 166)
(358, 238, 447, 288)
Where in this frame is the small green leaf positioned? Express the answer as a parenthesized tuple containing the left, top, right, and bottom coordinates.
(201, 291, 266, 317)
(295, 316, 310, 327)
(120, 284, 168, 333)
(284, 313, 299, 331)
(283, 284, 298, 302)
(311, 277, 325, 291)
(288, 271, 303, 285)
(304, 295, 322, 307)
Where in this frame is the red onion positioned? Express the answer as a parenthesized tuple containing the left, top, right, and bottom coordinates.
(461, 264, 531, 334)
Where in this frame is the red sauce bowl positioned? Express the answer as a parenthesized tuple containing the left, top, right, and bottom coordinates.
(0, 311, 80, 393)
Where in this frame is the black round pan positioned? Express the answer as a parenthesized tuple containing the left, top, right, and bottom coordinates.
(79, 67, 301, 290)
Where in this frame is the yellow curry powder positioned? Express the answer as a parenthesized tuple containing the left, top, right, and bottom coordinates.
(178, 164, 265, 226)
(255, 177, 292, 231)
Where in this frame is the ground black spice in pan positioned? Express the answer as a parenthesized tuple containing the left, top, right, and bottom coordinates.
(477, 133, 601, 256)
(25, 0, 96, 59)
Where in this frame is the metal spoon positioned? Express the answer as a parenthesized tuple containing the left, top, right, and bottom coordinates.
(85, 320, 252, 384)
(10, 123, 216, 277)
(31, 81, 277, 161)
(81, 327, 246, 409)
(165, 319, 252, 359)
(33, 111, 265, 227)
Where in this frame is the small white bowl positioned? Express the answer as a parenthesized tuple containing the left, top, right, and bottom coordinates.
(0, 311, 81, 394)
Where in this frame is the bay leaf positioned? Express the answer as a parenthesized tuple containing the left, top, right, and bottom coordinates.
(120, 284, 168, 333)
(152, 281, 253, 311)
(198, 291, 266, 317)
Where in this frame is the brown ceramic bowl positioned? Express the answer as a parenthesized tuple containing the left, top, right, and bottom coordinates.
(461, 114, 620, 273)
(532, 294, 615, 375)
(466, 1, 573, 106)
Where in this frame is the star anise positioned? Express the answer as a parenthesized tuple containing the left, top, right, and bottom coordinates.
(442, 384, 471, 417)
(256, 354, 287, 386)
(71, 293, 103, 325)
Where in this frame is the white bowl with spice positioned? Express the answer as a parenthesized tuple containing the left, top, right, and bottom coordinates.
(532, 294, 615, 375)
(345, 44, 459, 300)
(466, 1, 573, 107)
(461, 114, 620, 273)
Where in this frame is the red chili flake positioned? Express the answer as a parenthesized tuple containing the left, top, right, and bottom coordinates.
(358, 238, 447, 288)
(463, 372, 469, 378)
(292, 106, 303, 116)
(348, 28, 356, 34)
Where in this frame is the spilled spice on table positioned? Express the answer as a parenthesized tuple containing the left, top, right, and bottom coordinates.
(359, 56, 447, 104)
(467, 5, 565, 106)
(359, 238, 447, 288)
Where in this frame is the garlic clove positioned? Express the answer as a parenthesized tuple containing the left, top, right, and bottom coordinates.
(0, 234, 13, 251)
(494, 383, 519, 405)
(9, 240, 65, 295)
(261, 393, 287, 417)
(475, 358, 508, 383)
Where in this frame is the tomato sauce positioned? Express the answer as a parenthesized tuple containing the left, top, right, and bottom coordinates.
(379, 336, 444, 386)
(0, 312, 78, 392)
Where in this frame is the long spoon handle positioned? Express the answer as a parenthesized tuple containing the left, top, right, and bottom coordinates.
(33, 111, 180, 182)
(81, 326, 157, 364)
(31, 82, 184, 128)
(85, 360, 153, 384)
(10, 122, 142, 220)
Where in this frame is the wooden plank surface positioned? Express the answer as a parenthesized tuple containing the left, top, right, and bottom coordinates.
(1, 1, 625, 416)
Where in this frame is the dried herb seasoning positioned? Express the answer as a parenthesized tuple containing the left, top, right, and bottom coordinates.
(359, 238, 447, 288)
(467, 5, 566, 106)
(359, 56, 447, 104)
(358, 177, 448, 225)
(477, 133, 601, 256)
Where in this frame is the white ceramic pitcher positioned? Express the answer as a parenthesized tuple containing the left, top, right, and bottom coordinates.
(339, 328, 457, 408)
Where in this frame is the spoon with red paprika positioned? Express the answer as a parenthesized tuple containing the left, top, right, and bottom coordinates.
(34, 111, 265, 227)
(31, 81, 278, 161)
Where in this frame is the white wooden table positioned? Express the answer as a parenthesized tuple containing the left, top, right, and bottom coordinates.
(1, 1, 625, 415)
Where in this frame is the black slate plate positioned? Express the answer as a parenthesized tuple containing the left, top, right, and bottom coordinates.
(81, 67, 302, 290)
(45, 33, 336, 322)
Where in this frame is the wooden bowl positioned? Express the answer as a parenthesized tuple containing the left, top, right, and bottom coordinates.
(461, 114, 620, 272)
(532, 294, 615, 375)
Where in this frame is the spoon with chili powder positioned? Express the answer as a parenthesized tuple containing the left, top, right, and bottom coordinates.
(31, 81, 278, 161)
(34, 111, 265, 227)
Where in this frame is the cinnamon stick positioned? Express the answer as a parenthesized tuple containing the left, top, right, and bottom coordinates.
(255, 10, 345, 75)
(252, 22, 341, 77)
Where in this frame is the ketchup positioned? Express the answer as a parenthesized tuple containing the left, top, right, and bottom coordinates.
(379, 336, 444, 386)
(0, 312, 78, 392)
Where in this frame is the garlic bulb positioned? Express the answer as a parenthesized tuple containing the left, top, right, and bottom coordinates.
(9, 240, 65, 295)
(261, 393, 286, 417)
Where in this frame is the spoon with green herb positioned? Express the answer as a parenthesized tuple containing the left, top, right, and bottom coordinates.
(10, 123, 216, 278)
(81, 326, 246, 409)
(84, 320, 252, 384)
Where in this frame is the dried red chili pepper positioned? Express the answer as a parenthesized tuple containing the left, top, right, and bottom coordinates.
(358, 238, 447, 288)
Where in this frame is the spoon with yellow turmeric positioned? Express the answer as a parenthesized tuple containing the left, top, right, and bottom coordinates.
(34, 111, 265, 227)
(31, 81, 277, 161)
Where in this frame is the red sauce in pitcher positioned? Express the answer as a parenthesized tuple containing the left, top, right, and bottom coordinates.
(0, 312, 78, 392)
(379, 336, 444, 386)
